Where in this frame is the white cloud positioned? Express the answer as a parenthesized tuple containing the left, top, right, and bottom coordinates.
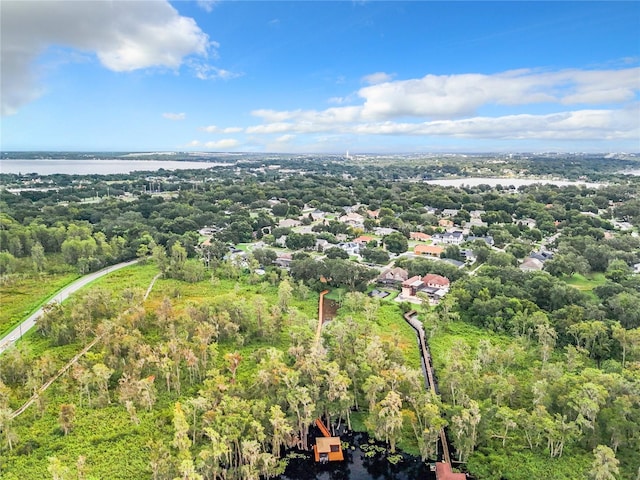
(244, 106, 639, 142)
(246, 122, 296, 134)
(200, 125, 243, 133)
(350, 107, 640, 140)
(240, 66, 639, 145)
(190, 62, 243, 80)
(197, 0, 218, 13)
(275, 134, 295, 143)
(356, 68, 640, 120)
(204, 139, 240, 149)
(1, 0, 211, 115)
(362, 72, 395, 85)
(163, 112, 186, 121)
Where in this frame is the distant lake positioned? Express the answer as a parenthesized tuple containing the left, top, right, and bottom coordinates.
(424, 177, 603, 188)
(0, 159, 230, 175)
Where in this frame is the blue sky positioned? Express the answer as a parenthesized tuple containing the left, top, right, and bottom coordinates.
(1, 1, 639, 153)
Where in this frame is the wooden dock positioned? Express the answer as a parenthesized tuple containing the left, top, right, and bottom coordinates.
(403, 311, 465, 479)
(315, 289, 329, 345)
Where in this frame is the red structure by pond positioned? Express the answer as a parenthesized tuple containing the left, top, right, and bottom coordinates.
(313, 418, 344, 463)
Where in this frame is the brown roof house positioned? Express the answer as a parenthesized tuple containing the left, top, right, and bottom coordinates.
(410, 232, 432, 241)
(377, 267, 409, 284)
(423, 273, 450, 290)
(339, 212, 365, 228)
(353, 235, 375, 246)
(401, 275, 425, 297)
(414, 244, 444, 257)
(520, 257, 544, 272)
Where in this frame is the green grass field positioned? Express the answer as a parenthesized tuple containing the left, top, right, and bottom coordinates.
(564, 272, 606, 291)
(563, 272, 606, 300)
(0, 272, 79, 337)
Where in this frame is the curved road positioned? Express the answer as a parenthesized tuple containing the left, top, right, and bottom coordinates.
(0, 259, 139, 354)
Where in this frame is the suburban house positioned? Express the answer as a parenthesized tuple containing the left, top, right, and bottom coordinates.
(402, 276, 425, 297)
(465, 235, 495, 246)
(410, 232, 432, 241)
(529, 250, 554, 262)
(279, 218, 301, 228)
(353, 235, 375, 246)
(374, 227, 399, 236)
(461, 249, 476, 262)
(377, 267, 409, 284)
(424, 206, 437, 215)
(400, 274, 451, 303)
(414, 244, 444, 257)
(423, 273, 450, 290)
(310, 209, 328, 221)
(519, 218, 537, 229)
(442, 258, 465, 268)
(315, 239, 330, 251)
(339, 212, 365, 228)
(432, 231, 464, 245)
(520, 257, 544, 271)
(441, 209, 459, 217)
(274, 253, 293, 268)
(466, 216, 488, 228)
(337, 242, 360, 255)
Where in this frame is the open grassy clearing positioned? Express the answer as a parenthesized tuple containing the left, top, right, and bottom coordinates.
(0, 271, 79, 337)
(563, 272, 606, 291)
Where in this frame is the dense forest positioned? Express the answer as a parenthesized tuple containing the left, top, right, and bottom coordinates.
(1, 155, 639, 479)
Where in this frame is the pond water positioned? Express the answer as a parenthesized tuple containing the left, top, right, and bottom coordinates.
(280, 431, 435, 480)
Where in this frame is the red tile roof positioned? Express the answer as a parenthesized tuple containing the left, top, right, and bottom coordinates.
(414, 244, 444, 255)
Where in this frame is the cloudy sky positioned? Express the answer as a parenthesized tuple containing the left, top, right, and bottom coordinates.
(1, 1, 639, 153)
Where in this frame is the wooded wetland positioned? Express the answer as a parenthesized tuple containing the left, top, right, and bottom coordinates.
(1, 153, 639, 479)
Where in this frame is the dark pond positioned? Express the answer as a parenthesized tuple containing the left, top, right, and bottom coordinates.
(279, 429, 435, 480)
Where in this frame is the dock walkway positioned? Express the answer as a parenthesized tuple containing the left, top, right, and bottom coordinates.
(403, 311, 465, 479)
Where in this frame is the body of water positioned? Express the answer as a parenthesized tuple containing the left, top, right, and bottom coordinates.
(0, 159, 230, 175)
(424, 177, 603, 188)
(280, 431, 435, 480)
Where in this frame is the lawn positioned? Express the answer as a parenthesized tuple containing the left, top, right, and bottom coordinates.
(564, 272, 606, 291)
(564, 272, 606, 300)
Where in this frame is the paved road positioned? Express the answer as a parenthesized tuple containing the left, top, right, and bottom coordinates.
(0, 259, 139, 354)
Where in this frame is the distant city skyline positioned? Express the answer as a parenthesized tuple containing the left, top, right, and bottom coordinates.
(1, 1, 639, 153)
